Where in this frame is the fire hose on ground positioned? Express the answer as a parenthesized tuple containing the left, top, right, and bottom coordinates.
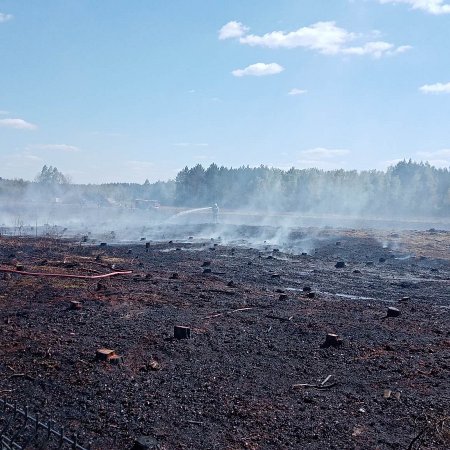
(0, 267, 132, 279)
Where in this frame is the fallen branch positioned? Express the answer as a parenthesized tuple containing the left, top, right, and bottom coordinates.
(293, 382, 338, 390)
(266, 314, 293, 322)
(204, 307, 254, 319)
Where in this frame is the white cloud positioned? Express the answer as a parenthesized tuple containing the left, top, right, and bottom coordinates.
(416, 151, 450, 167)
(289, 88, 308, 96)
(0, 12, 13, 23)
(300, 147, 351, 159)
(173, 142, 209, 147)
(223, 20, 409, 58)
(379, 0, 450, 15)
(419, 82, 450, 94)
(0, 118, 38, 130)
(219, 21, 249, 40)
(343, 41, 412, 58)
(232, 63, 284, 77)
(29, 144, 80, 152)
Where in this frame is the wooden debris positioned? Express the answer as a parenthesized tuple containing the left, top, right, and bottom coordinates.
(266, 314, 293, 322)
(148, 360, 161, 371)
(293, 380, 338, 390)
(204, 307, 254, 320)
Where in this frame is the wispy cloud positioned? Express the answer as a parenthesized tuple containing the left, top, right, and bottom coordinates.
(419, 82, 450, 94)
(0, 110, 9, 115)
(300, 147, 350, 159)
(219, 21, 249, 40)
(29, 144, 80, 152)
(0, 118, 38, 130)
(0, 12, 13, 23)
(288, 88, 308, 96)
(232, 63, 284, 77)
(379, 0, 450, 15)
(173, 142, 209, 147)
(222, 20, 410, 58)
(0, 152, 43, 170)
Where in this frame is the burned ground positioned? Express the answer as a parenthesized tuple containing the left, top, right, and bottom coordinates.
(0, 226, 449, 449)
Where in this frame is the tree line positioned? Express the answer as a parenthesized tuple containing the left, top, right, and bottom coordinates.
(0, 161, 449, 218)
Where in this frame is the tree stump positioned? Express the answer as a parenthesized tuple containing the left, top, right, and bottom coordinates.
(96, 348, 115, 361)
(174, 326, 191, 340)
(70, 301, 82, 310)
(321, 333, 343, 348)
(387, 307, 401, 318)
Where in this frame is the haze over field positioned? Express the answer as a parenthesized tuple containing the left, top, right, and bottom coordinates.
(0, 1, 450, 184)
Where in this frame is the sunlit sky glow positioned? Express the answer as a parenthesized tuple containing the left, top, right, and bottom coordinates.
(1, 0, 450, 183)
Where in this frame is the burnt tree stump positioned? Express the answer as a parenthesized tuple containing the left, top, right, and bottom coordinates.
(69, 301, 82, 310)
(387, 307, 401, 318)
(96, 348, 115, 361)
(174, 326, 191, 340)
(321, 333, 343, 348)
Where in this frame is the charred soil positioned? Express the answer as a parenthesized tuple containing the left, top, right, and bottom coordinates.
(0, 227, 449, 449)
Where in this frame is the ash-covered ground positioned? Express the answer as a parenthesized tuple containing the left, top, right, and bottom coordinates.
(0, 224, 449, 449)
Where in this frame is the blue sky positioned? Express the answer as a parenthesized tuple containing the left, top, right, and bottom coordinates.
(1, 0, 450, 183)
